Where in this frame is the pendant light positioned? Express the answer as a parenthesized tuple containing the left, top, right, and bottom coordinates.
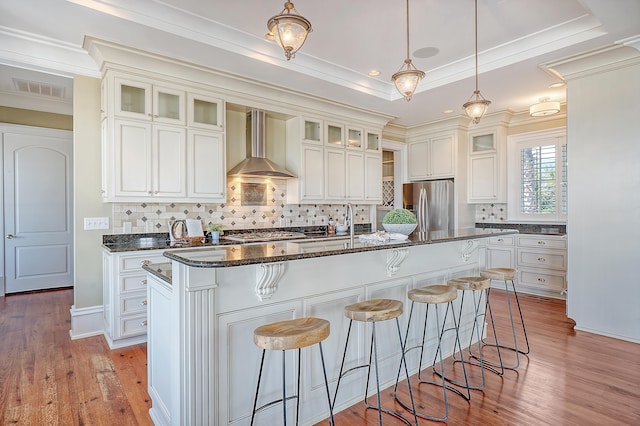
(463, 0, 491, 124)
(267, 1, 312, 60)
(392, 0, 425, 101)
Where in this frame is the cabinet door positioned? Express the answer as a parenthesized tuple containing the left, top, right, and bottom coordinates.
(301, 117, 323, 145)
(486, 246, 515, 270)
(325, 122, 344, 147)
(187, 92, 224, 131)
(346, 127, 363, 150)
(429, 135, 455, 177)
(365, 152, 382, 202)
(346, 151, 364, 200)
(153, 125, 187, 198)
(114, 119, 152, 197)
(300, 144, 324, 201)
(114, 77, 152, 120)
(468, 153, 498, 202)
(153, 86, 185, 125)
(325, 148, 346, 200)
(408, 140, 430, 180)
(366, 130, 381, 152)
(187, 130, 226, 201)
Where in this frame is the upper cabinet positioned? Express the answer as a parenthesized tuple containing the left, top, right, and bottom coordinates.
(102, 69, 226, 203)
(467, 126, 506, 203)
(286, 116, 382, 204)
(408, 133, 456, 180)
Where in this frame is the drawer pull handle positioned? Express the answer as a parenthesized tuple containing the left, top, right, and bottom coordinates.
(537, 277, 546, 283)
(537, 257, 546, 262)
(537, 241, 545, 245)
(140, 300, 148, 306)
(497, 238, 503, 242)
(140, 320, 148, 326)
(142, 279, 147, 285)
(141, 260, 151, 266)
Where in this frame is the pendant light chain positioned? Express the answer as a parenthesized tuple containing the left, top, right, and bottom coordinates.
(391, 0, 425, 101)
(474, 0, 479, 92)
(405, 0, 410, 61)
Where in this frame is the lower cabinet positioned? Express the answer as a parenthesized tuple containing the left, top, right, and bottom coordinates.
(103, 249, 167, 349)
(486, 233, 567, 298)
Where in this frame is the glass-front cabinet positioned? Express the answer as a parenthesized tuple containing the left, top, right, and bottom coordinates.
(346, 127, 363, 150)
(471, 132, 496, 153)
(366, 130, 381, 152)
(187, 92, 224, 131)
(301, 117, 323, 144)
(114, 77, 186, 125)
(325, 122, 344, 146)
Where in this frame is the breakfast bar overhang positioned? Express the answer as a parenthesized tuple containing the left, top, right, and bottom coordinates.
(143, 228, 517, 425)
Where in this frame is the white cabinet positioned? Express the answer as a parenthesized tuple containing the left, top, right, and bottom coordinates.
(486, 233, 566, 298)
(187, 129, 226, 201)
(408, 134, 455, 180)
(113, 120, 186, 199)
(467, 128, 506, 203)
(103, 249, 167, 349)
(102, 69, 226, 202)
(287, 116, 382, 204)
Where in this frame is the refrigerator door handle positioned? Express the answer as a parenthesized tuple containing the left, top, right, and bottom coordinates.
(419, 187, 427, 232)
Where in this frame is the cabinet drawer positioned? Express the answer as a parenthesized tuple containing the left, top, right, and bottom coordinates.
(121, 293, 148, 315)
(487, 235, 515, 246)
(517, 235, 566, 249)
(120, 253, 167, 272)
(120, 273, 149, 293)
(517, 248, 566, 270)
(118, 314, 148, 338)
(519, 268, 566, 292)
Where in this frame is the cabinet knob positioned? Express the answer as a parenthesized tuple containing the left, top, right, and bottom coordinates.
(497, 238, 503, 242)
(141, 260, 151, 266)
(537, 277, 546, 283)
(142, 279, 147, 285)
(140, 320, 148, 326)
(140, 300, 148, 306)
(537, 240, 545, 245)
(537, 257, 546, 262)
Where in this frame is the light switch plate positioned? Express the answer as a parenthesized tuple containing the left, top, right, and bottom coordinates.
(84, 217, 110, 230)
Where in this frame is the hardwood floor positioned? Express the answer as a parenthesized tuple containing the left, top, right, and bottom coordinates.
(1, 288, 639, 425)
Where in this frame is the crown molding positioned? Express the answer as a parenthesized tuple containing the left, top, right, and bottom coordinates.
(545, 44, 640, 81)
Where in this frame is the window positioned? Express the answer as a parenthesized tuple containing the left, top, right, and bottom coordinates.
(507, 129, 567, 222)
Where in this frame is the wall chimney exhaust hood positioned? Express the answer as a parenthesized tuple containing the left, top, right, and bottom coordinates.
(227, 109, 296, 178)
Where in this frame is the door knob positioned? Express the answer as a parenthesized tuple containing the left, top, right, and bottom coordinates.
(6, 234, 16, 239)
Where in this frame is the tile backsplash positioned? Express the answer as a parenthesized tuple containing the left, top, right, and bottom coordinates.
(474, 203, 508, 223)
(111, 178, 371, 234)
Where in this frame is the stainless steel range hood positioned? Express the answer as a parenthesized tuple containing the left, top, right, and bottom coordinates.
(227, 109, 296, 178)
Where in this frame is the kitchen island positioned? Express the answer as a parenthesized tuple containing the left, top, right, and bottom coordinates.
(144, 228, 517, 426)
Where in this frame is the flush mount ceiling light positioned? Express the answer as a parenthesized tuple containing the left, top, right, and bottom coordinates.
(462, 0, 491, 124)
(529, 97, 560, 117)
(267, 1, 312, 60)
(392, 0, 425, 101)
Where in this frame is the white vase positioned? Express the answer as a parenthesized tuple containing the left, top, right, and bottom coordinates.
(382, 223, 417, 235)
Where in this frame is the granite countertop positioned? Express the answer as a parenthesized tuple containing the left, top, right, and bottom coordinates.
(162, 228, 518, 268)
(143, 262, 172, 284)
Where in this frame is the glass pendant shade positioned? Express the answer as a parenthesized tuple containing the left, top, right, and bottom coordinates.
(463, 90, 491, 124)
(267, 2, 312, 60)
(392, 60, 425, 101)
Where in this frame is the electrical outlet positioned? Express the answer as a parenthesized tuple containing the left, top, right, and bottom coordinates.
(84, 217, 110, 230)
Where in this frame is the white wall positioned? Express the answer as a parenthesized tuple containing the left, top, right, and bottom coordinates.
(563, 49, 640, 342)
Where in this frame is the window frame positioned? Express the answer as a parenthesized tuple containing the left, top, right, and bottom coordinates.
(507, 128, 567, 223)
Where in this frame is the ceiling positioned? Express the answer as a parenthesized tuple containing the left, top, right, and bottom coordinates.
(1, 0, 639, 127)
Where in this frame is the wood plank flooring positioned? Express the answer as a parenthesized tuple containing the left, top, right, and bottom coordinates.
(1, 288, 639, 425)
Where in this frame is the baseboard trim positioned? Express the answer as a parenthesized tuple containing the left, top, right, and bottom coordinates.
(69, 304, 104, 340)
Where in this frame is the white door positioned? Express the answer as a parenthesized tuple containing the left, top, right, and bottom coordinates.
(3, 126, 73, 293)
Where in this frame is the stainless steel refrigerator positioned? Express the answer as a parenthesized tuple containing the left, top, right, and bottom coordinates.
(402, 179, 454, 232)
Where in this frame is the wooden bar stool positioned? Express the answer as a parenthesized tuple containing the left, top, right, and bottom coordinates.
(251, 317, 334, 426)
(333, 299, 418, 426)
(447, 276, 504, 384)
(481, 267, 530, 370)
(394, 284, 470, 422)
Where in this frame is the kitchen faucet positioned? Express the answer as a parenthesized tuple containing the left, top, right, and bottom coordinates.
(346, 203, 354, 245)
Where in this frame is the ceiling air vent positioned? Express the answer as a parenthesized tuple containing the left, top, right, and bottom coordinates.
(13, 78, 66, 98)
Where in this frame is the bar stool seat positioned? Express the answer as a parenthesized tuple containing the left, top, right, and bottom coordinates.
(480, 267, 516, 281)
(334, 299, 418, 426)
(408, 284, 457, 304)
(254, 317, 330, 350)
(448, 276, 492, 291)
(251, 317, 334, 426)
(343, 299, 403, 322)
